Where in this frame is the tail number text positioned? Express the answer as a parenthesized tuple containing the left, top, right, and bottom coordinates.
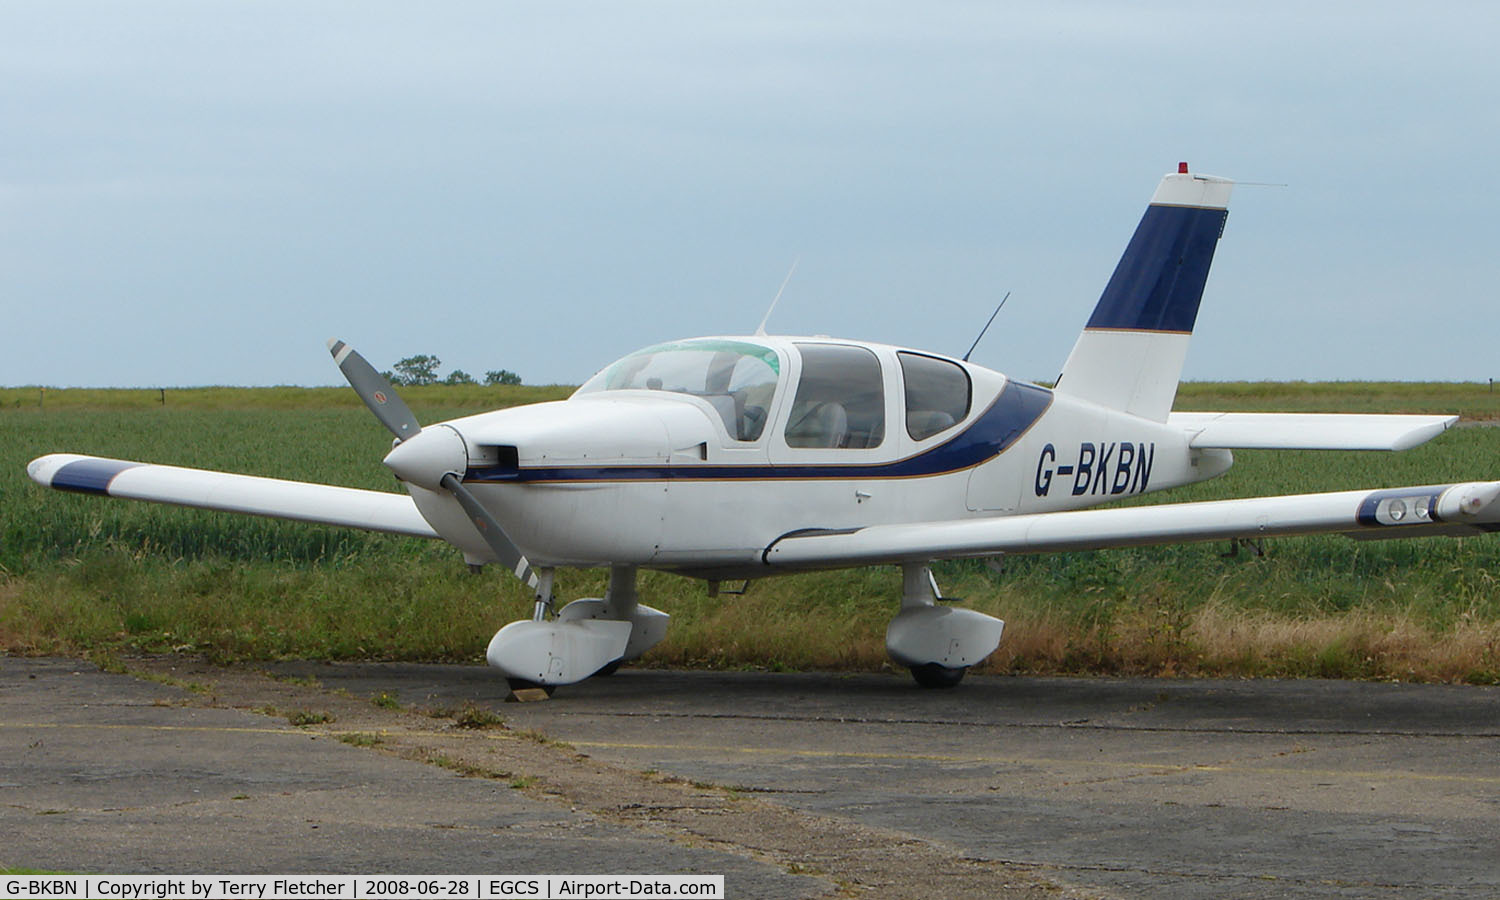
(1035, 442, 1155, 497)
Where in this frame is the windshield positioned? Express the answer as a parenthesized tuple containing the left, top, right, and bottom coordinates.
(577, 339, 781, 441)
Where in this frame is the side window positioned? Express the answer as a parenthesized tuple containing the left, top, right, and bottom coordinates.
(703, 349, 778, 441)
(785, 344, 885, 449)
(899, 352, 970, 441)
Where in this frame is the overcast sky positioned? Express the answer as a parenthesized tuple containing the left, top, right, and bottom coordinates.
(3, 2, 1496, 388)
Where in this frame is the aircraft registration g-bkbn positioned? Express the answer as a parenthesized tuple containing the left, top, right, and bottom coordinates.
(28, 164, 1500, 694)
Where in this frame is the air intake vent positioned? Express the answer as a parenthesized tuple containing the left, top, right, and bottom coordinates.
(471, 444, 521, 480)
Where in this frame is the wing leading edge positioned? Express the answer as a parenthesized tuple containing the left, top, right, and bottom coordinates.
(764, 481, 1500, 569)
(27, 453, 439, 539)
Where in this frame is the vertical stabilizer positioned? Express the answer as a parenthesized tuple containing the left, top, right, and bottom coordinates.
(1055, 166, 1233, 421)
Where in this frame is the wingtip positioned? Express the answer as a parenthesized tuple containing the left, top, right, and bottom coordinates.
(26, 455, 56, 485)
(1391, 416, 1461, 452)
(26, 453, 88, 486)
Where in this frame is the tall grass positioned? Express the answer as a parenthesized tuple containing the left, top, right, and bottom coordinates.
(1175, 380, 1500, 419)
(3, 384, 1499, 682)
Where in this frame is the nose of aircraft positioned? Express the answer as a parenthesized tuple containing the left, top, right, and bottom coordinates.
(382, 424, 469, 490)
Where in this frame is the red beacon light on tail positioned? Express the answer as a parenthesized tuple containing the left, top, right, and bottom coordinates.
(1178, 161, 1189, 174)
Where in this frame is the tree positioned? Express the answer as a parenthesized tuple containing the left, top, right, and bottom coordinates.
(391, 354, 441, 386)
(444, 369, 477, 386)
(484, 369, 522, 386)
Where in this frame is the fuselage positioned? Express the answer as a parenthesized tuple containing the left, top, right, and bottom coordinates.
(401, 335, 1233, 578)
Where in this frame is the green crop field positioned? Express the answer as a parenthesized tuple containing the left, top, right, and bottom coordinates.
(3, 382, 1499, 683)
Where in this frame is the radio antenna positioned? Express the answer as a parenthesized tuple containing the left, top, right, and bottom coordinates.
(755, 258, 799, 336)
(962, 291, 1010, 362)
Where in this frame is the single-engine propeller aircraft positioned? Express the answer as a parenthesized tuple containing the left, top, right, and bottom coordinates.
(29, 164, 1500, 694)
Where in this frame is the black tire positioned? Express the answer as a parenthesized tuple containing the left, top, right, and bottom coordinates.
(909, 663, 967, 689)
(593, 659, 623, 677)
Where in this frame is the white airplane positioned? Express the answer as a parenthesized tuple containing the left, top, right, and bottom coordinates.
(28, 164, 1500, 695)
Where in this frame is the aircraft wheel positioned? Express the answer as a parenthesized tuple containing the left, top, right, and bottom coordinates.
(505, 678, 556, 697)
(909, 663, 967, 689)
(593, 660, 623, 677)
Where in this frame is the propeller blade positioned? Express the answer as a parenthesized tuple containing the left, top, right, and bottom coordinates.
(441, 472, 540, 590)
(327, 339, 422, 441)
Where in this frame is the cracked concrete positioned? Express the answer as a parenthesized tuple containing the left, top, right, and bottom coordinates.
(0, 658, 1080, 899)
(6, 657, 1498, 897)
(257, 662, 1500, 900)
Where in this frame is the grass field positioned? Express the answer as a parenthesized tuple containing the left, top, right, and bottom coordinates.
(3, 382, 1499, 684)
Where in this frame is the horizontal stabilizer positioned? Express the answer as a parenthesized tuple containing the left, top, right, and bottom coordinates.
(764, 480, 1500, 568)
(27, 453, 439, 539)
(1170, 412, 1458, 451)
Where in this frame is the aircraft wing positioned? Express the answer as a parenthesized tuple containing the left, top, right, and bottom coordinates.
(764, 480, 1500, 569)
(1168, 412, 1457, 451)
(27, 453, 439, 539)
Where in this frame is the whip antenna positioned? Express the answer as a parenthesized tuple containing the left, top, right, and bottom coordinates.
(755, 258, 799, 336)
(962, 291, 1010, 362)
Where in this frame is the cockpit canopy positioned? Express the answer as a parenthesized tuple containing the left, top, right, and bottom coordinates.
(576, 339, 781, 441)
(577, 337, 974, 449)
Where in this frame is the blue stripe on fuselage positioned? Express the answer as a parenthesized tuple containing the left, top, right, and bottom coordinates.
(465, 380, 1054, 485)
(51, 458, 143, 495)
(1086, 203, 1228, 334)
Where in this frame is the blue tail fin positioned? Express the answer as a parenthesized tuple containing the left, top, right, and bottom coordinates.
(1055, 166, 1233, 421)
